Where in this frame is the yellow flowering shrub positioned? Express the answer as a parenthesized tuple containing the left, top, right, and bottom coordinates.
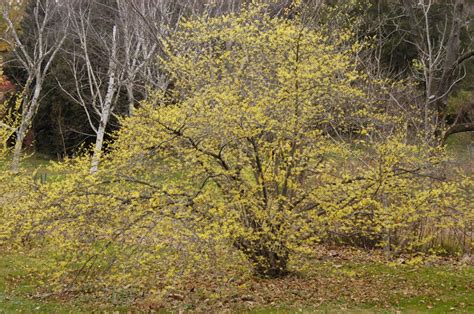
(0, 2, 471, 303)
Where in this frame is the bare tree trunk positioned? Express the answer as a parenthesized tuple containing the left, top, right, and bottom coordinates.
(436, 0, 464, 119)
(90, 114, 107, 173)
(126, 82, 134, 116)
(11, 123, 27, 172)
(90, 26, 117, 174)
(90, 96, 113, 173)
(11, 81, 41, 173)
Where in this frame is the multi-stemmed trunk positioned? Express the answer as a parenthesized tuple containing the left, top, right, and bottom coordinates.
(236, 236, 289, 278)
(248, 245, 289, 278)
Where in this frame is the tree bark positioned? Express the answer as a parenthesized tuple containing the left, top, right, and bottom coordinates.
(126, 82, 134, 116)
(90, 26, 117, 174)
(11, 122, 27, 173)
(90, 115, 107, 174)
(436, 0, 464, 117)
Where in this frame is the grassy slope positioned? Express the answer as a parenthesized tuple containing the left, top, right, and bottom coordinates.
(0, 251, 472, 313)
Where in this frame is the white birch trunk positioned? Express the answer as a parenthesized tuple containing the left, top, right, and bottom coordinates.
(11, 79, 42, 173)
(90, 26, 117, 174)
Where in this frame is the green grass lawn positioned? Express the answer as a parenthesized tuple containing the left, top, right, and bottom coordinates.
(0, 253, 83, 313)
(0, 153, 51, 168)
(1, 250, 472, 313)
(446, 132, 474, 162)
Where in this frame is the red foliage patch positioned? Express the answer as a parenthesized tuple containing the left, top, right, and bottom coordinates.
(0, 77, 15, 92)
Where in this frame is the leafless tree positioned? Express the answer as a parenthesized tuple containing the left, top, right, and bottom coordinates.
(117, 0, 181, 116)
(59, 0, 123, 173)
(1, 0, 69, 172)
(399, 0, 474, 141)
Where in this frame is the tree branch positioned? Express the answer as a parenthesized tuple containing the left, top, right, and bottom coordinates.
(444, 122, 474, 142)
(457, 50, 474, 65)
